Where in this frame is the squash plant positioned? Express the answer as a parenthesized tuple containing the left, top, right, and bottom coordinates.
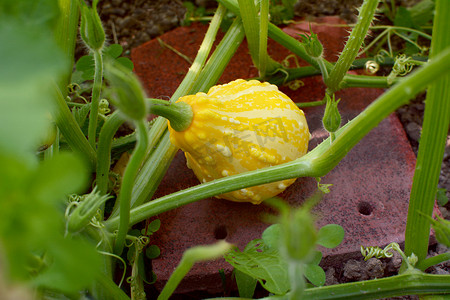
(0, 0, 449, 299)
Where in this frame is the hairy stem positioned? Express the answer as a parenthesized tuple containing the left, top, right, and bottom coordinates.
(88, 50, 103, 148)
(326, 0, 380, 92)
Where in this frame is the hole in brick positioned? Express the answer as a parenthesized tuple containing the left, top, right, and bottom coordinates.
(213, 225, 228, 240)
(358, 201, 373, 215)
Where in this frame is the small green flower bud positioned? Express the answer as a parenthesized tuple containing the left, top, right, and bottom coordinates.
(104, 62, 148, 121)
(80, 0, 105, 51)
(299, 32, 323, 58)
(67, 188, 110, 233)
(322, 93, 341, 133)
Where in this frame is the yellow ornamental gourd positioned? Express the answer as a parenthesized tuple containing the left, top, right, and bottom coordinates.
(167, 79, 310, 204)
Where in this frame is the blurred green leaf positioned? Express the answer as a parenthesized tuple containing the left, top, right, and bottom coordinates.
(76, 55, 96, 81)
(437, 188, 449, 206)
(29, 153, 89, 204)
(317, 224, 345, 249)
(148, 219, 161, 233)
(304, 264, 326, 287)
(33, 237, 101, 293)
(146, 245, 161, 259)
(0, 0, 60, 28)
(224, 239, 289, 295)
(261, 223, 281, 248)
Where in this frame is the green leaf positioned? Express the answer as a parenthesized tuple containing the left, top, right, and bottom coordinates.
(309, 250, 323, 265)
(29, 153, 89, 204)
(0, 0, 60, 28)
(408, 0, 435, 27)
(76, 55, 96, 81)
(437, 188, 449, 206)
(105, 43, 123, 58)
(148, 219, 161, 233)
(72, 103, 91, 128)
(262, 224, 281, 248)
(224, 239, 289, 295)
(394, 6, 414, 29)
(33, 237, 101, 293)
(116, 56, 134, 72)
(317, 224, 345, 249)
(304, 264, 326, 287)
(235, 268, 257, 298)
(146, 245, 161, 259)
(75, 45, 134, 82)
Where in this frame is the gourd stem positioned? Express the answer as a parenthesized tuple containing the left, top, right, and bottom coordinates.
(148, 98, 193, 132)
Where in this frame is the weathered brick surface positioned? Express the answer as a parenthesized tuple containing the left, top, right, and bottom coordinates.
(131, 17, 418, 294)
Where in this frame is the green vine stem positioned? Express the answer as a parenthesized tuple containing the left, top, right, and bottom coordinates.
(417, 252, 450, 272)
(404, 0, 450, 263)
(157, 241, 231, 300)
(190, 17, 245, 93)
(53, 0, 97, 168)
(218, 0, 332, 72)
(114, 120, 149, 255)
(258, 0, 270, 78)
(52, 83, 97, 169)
(88, 50, 103, 148)
(96, 111, 124, 195)
(104, 46, 450, 231)
(171, 3, 226, 101)
(238, 0, 279, 78)
(127, 132, 176, 211)
(326, 0, 380, 92)
(54, 0, 79, 92)
(260, 273, 450, 299)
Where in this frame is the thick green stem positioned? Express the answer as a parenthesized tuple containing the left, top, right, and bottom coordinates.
(417, 252, 450, 271)
(171, 3, 226, 101)
(288, 261, 306, 300)
(237, 0, 260, 68)
(114, 120, 149, 255)
(326, 0, 380, 92)
(54, 0, 79, 93)
(96, 111, 124, 195)
(294, 273, 450, 299)
(52, 84, 97, 169)
(127, 132, 176, 211)
(190, 17, 245, 93)
(259, 0, 270, 78)
(218, 0, 333, 72)
(88, 50, 103, 148)
(104, 47, 450, 231)
(404, 0, 450, 263)
(148, 99, 193, 132)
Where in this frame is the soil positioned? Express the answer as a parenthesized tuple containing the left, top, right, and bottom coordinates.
(81, 0, 449, 297)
